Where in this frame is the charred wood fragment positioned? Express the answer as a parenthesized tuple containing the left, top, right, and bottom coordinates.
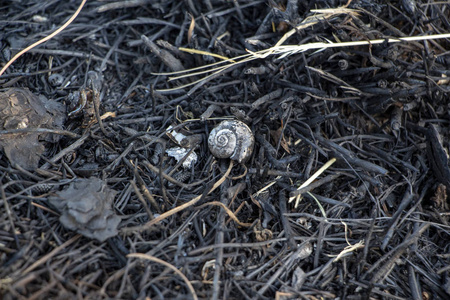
(426, 124, 450, 189)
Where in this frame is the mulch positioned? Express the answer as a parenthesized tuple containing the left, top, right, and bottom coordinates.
(1, 0, 450, 299)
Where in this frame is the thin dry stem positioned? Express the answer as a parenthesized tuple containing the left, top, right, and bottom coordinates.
(0, 0, 87, 77)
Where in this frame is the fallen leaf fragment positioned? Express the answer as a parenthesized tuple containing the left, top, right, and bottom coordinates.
(49, 178, 120, 242)
(0, 88, 65, 169)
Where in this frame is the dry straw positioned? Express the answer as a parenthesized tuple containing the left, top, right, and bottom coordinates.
(153, 7, 450, 92)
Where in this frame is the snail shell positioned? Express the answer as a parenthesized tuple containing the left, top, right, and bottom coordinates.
(208, 120, 254, 163)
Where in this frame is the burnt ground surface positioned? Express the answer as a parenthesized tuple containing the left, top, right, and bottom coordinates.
(1, 0, 450, 299)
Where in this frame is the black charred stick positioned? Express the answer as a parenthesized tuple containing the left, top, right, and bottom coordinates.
(305, 193, 352, 209)
(426, 124, 450, 189)
(275, 79, 327, 96)
(316, 137, 389, 175)
(279, 190, 297, 249)
(380, 190, 414, 251)
(200, 104, 222, 121)
(289, 173, 342, 197)
(251, 89, 283, 110)
(142, 35, 184, 72)
(256, 133, 290, 170)
(363, 144, 418, 173)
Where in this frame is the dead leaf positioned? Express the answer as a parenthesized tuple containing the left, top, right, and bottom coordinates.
(0, 88, 65, 169)
(49, 178, 120, 242)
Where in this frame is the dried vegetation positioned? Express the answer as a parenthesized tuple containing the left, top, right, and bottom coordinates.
(1, 0, 450, 299)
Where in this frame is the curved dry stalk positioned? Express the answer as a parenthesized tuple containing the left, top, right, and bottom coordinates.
(127, 253, 198, 300)
(274, 7, 360, 47)
(121, 160, 234, 234)
(196, 201, 253, 227)
(0, 0, 87, 77)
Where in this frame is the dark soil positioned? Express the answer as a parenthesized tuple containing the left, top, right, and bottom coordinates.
(1, 0, 450, 299)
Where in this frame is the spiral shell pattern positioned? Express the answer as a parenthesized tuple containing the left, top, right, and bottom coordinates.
(208, 120, 254, 163)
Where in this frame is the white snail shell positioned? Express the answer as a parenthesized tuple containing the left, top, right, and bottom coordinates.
(208, 120, 254, 163)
